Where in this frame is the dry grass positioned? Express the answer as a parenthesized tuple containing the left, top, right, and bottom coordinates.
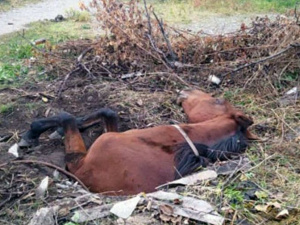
(0, 0, 42, 12)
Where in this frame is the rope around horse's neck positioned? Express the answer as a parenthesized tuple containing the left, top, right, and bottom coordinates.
(172, 124, 199, 157)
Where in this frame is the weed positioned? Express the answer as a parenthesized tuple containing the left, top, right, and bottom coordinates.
(0, 19, 95, 83)
(0, 103, 15, 114)
(63, 222, 80, 225)
(8, 43, 33, 59)
(224, 186, 244, 209)
(0, 63, 29, 83)
(65, 8, 91, 22)
(81, 24, 91, 30)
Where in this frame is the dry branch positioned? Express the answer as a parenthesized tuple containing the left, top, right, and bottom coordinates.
(0, 160, 89, 191)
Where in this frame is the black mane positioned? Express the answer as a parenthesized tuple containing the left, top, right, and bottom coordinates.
(174, 130, 248, 179)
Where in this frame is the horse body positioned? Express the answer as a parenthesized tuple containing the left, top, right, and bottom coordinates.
(21, 90, 255, 195)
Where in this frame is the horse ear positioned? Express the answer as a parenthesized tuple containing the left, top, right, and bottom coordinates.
(245, 130, 260, 140)
(234, 113, 253, 129)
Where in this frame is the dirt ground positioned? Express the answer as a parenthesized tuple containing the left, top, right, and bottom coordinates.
(0, 75, 190, 224)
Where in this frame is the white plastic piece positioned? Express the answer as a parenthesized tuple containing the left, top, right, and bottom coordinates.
(110, 195, 141, 219)
(36, 176, 49, 198)
(285, 87, 298, 95)
(8, 143, 19, 158)
(208, 75, 221, 85)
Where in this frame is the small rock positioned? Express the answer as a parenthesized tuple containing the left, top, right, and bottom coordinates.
(87, 96, 94, 102)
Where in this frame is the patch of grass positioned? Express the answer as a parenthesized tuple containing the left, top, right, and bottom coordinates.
(0, 0, 42, 12)
(224, 186, 244, 209)
(0, 19, 95, 83)
(152, 0, 297, 23)
(65, 8, 91, 22)
(0, 103, 15, 114)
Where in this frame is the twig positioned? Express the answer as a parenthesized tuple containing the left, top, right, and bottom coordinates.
(221, 157, 244, 189)
(142, 3, 171, 69)
(220, 45, 294, 84)
(271, 109, 299, 135)
(57, 67, 81, 98)
(230, 209, 238, 225)
(143, 0, 152, 36)
(247, 153, 276, 173)
(295, 2, 299, 24)
(0, 174, 14, 209)
(79, 63, 94, 79)
(152, 11, 177, 63)
(0, 160, 89, 191)
(0, 134, 13, 142)
(77, 47, 94, 63)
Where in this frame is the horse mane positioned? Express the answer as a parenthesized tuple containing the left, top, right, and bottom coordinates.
(174, 129, 248, 179)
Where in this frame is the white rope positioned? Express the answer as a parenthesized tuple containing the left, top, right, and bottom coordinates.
(172, 124, 199, 157)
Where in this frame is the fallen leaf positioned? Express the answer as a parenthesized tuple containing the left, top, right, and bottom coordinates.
(58, 207, 70, 217)
(255, 191, 268, 199)
(240, 174, 248, 181)
(276, 209, 289, 219)
(159, 214, 171, 222)
(255, 202, 281, 213)
(173, 198, 183, 205)
(268, 202, 281, 209)
(255, 204, 269, 213)
(159, 204, 174, 216)
(42, 97, 48, 103)
(171, 215, 182, 224)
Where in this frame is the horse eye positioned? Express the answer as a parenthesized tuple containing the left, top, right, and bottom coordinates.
(215, 98, 225, 105)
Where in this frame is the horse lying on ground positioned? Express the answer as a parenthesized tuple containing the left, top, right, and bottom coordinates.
(20, 90, 256, 195)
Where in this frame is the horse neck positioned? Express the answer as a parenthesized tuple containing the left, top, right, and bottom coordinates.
(180, 116, 239, 146)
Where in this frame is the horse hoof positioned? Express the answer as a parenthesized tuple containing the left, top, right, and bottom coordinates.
(49, 130, 63, 140)
(19, 132, 40, 147)
(18, 138, 31, 147)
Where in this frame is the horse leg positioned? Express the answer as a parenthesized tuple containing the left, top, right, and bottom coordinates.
(20, 108, 119, 147)
(51, 108, 119, 139)
(19, 116, 61, 147)
(59, 112, 87, 173)
(77, 108, 118, 132)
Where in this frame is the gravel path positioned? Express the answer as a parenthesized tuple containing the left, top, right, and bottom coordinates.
(0, 0, 91, 36)
(0, 0, 278, 36)
(174, 13, 277, 35)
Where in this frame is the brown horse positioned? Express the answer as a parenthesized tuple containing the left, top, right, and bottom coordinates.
(20, 90, 256, 195)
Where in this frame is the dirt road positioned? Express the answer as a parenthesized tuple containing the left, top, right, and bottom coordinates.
(0, 0, 278, 36)
(0, 0, 91, 36)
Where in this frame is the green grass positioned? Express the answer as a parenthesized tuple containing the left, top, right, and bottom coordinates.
(0, 103, 15, 114)
(0, 19, 95, 83)
(0, 0, 42, 12)
(65, 8, 91, 22)
(153, 0, 297, 23)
